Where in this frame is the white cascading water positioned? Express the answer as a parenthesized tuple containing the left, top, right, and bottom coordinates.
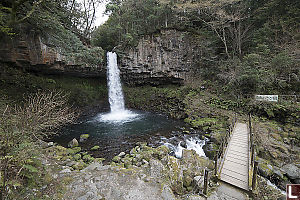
(99, 52, 138, 122)
(162, 136, 207, 158)
(107, 52, 125, 112)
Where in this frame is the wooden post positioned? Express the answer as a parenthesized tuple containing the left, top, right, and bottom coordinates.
(220, 142, 223, 157)
(249, 112, 252, 135)
(215, 151, 218, 176)
(251, 144, 255, 167)
(252, 161, 258, 190)
(204, 169, 209, 195)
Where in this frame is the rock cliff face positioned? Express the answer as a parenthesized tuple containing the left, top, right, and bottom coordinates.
(119, 29, 206, 85)
(0, 31, 104, 77)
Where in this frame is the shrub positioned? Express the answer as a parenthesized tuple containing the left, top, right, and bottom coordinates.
(0, 90, 76, 199)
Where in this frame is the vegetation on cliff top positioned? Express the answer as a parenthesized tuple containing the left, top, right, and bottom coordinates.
(0, 0, 105, 66)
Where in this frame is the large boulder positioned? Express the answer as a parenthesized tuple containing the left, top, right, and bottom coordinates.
(79, 134, 90, 143)
(257, 158, 274, 178)
(282, 164, 300, 180)
(68, 138, 79, 148)
(166, 156, 184, 194)
(161, 183, 176, 200)
(258, 163, 274, 178)
(149, 159, 165, 179)
(181, 149, 214, 172)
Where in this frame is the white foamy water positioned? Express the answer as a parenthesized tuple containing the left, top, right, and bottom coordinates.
(98, 110, 139, 123)
(100, 52, 138, 123)
(267, 180, 286, 196)
(162, 136, 207, 158)
(107, 52, 125, 113)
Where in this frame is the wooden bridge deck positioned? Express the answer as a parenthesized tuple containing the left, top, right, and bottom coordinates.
(220, 123, 249, 191)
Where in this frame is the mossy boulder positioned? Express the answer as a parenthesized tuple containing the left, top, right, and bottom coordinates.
(140, 150, 154, 162)
(149, 159, 165, 179)
(80, 134, 90, 142)
(156, 145, 170, 159)
(181, 149, 213, 170)
(82, 154, 94, 163)
(73, 154, 81, 161)
(112, 156, 121, 163)
(91, 145, 100, 151)
(166, 156, 184, 195)
(122, 157, 133, 168)
(258, 158, 274, 177)
(184, 117, 218, 130)
(68, 138, 79, 148)
(73, 160, 87, 170)
(94, 158, 105, 164)
(161, 183, 176, 200)
(183, 171, 193, 188)
(282, 164, 300, 180)
(72, 147, 81, 154)
(55, 146, 68, 156)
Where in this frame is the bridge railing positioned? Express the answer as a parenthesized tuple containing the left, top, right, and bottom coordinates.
(248, 112, 258, 191)
(214, 113, 237, 177)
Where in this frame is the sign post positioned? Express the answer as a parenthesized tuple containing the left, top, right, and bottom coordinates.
(255, 95, 278, 102)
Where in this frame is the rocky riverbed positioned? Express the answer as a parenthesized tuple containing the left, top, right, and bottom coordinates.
(41, 141, 216, 199)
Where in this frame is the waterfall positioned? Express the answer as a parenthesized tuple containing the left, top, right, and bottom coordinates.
(98, 52, 138, 123)
(107, 52, 125, 112)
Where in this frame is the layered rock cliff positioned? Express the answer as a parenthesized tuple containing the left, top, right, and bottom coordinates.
(0, 31, 105, 77)
(119, 29, 210, 85)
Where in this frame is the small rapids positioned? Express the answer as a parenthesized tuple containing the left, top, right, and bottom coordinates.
(160, 135, 208, 158)
(266, 180, 286, 196)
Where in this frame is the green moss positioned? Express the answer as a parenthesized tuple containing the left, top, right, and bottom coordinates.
(73, 160, 87, 170)
(167, 156, 184, 194)
(91, 145, 100, 151)
(186, 186, 193, 192)
(80, 134, 90, 139)
(73, 154, 81, 160)
(156, 145, 170, 159)
(82, 154, 94, 163)
(72, 147, 81, 154)
(188, 117, 218, 129)
(66, 146, 81, 155)
(55, 146, 67, 156)
(112, 156, 121, 163)
(94, 158, 105, 164)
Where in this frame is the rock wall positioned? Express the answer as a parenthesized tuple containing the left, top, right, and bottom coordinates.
(0, 31, 105, 77)
(119, 29, 206, 85)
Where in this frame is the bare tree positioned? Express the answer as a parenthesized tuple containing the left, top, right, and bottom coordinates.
(78, 0, 103, 38)
(200, 1, 252, 58)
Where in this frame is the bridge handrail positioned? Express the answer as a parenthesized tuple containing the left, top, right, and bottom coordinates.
(248, 112, 258, 191)
(214, 112, 237, 176)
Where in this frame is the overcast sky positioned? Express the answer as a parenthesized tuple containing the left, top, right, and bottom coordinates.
(77, 0, 110, 27)
(94, 1, 110, 26)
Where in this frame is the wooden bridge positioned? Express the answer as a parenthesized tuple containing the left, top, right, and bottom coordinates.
(213, 114, 258, 193)
(220, 123, 249, 190)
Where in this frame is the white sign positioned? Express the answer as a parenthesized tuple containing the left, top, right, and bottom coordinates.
(255, 95, 278, 102)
